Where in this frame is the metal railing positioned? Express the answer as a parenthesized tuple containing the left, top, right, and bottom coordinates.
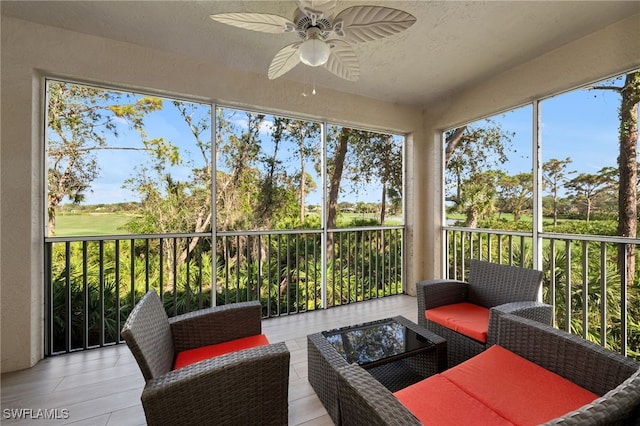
(47, 224, 637, 358)
(45, 226, 404, 355)
(445, 226, 640, 359)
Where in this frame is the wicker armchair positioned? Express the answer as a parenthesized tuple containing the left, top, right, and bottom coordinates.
(417, 259, 552, 367)
(121, 290, 290, 426)
(335, 314, 640, 425)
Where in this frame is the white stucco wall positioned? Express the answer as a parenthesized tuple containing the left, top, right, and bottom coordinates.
(1, 12, 638, 372)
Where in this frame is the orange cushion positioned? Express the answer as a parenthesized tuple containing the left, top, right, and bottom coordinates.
(173, 334, 270, 370)
(394, 374, 515, 425)
(442, 345, 599, 425)
(425, 302, 490, 342)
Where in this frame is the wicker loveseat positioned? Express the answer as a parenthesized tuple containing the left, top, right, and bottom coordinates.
(121, 290, 290, 426)
(336, 314, 640, 425)
(417, 259, 553, 367)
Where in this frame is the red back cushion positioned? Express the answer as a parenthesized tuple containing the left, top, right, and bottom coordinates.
(425, 302, 490, 342)
(173, 334, 270, 370)
(442, 345, 599, 425)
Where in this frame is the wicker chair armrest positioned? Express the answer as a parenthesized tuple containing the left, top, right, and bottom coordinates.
(497, 314, 638, 397)
(416, 279, 468, 314)
(486, 301, 553, 346)
(335, 363, 421, 426)
(141, 342, 290, 426)
(169, 300, 262, 352)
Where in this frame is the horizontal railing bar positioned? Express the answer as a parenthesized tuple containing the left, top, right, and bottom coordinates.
(221, 226, 403, 237)
(445, 226, 640, 245)
(329, 225, 404, 233)
(444, 226, 531, 237)
(46, 231, 209, 242)
(46, 226, 406, 243)
(540, 232, 640, 245)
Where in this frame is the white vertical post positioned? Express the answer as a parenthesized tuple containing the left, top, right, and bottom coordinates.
(211, 104, 217, 307)
(321, 121, 328, 309)
(532, 101, 544, 301)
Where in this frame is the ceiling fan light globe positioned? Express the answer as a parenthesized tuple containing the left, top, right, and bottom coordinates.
(299, 38, 330, 67)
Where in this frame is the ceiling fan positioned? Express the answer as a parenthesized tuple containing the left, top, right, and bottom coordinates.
(210, 0, 416, 82)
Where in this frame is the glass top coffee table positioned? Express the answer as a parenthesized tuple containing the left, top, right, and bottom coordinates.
(307, 316, 446, 424)
(322, 317, 439, 368)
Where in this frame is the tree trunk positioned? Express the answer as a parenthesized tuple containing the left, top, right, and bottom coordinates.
(592, 71, 639, 284)
(444, 126, 467, 165)
(300, 141, 306, 224)
(617, 72, 639, 283)
(48, 204, 57, 235)
(379, 180, 387, 225)
(552, 190, 558, 226)
(327, 129, 350, 260)
(466, 207, 478, 228)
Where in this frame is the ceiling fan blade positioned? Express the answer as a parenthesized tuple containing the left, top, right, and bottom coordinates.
(210, 13, 295, 34)
(332, 6, 416, 43)
(268, 42, 302, 80)
(295, 0, 337, 22)
(324, 40, 360, 82)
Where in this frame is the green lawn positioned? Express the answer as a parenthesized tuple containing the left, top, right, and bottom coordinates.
(54, 213, 134, 236)
(54, 211, 404, 236)
(337, 212, 403, 226)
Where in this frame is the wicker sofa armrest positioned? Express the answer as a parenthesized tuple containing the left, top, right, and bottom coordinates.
(335, 363, 421, 426)
(141, 342, 290, 426)
(169, 300, 263, 352)
(543, 369, 640, 426)
(497, 314, 638, 396)
(486, 301, 553, 346)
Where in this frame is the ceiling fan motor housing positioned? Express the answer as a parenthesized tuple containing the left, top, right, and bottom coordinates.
(294, 9, 332, 40)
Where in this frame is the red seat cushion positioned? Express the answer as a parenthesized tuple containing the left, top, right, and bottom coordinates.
(442, 345, 599, 425)
(173, 334, 270, 370)
(425, 302, 490, 342)
(394, 374, 515, 425)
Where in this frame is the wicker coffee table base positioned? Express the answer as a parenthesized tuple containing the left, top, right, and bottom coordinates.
(307, 316, 446, 425)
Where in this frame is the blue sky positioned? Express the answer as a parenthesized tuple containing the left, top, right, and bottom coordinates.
(464, 78, 623, 181)
(57, 75, 628, 206)
(540, 87, 621, 175)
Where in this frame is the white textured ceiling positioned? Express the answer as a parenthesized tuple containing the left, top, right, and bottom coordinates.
(2, 0, 639, 108)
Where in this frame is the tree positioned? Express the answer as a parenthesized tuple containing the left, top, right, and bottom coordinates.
(564, 168, 616, 221)
(498, 172, 532, 222)
(591, 71, 639, 284)
(325, 127, 404, 259)
(260, 117, 286, 225)
(216, 111, 265, 230)
(270, 118, 320, 225)
(347, 133, 403, 225)
(46, 81, 162, 234)
(458, 171, 501, 227)
(124, 102, 207, 235)
(122, 102, 209, 288)
(542, 157, 575, 226)
(444, 120, 514, 226)
(326, 128, 350, 258)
